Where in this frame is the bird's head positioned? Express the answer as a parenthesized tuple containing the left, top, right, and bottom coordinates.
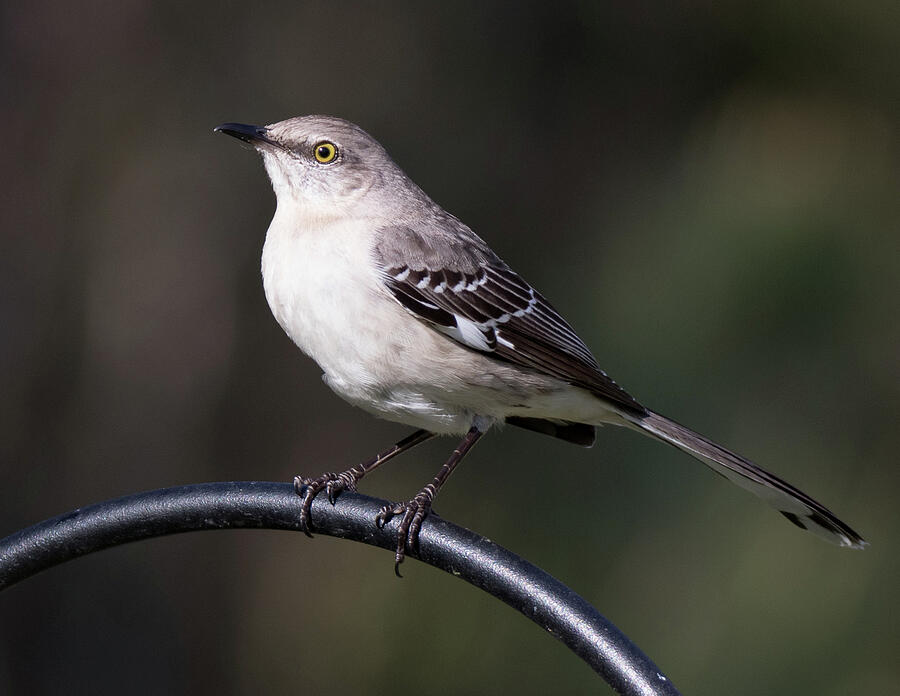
(216, 115, 424, 220)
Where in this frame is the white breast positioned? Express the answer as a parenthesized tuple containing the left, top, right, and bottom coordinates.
(259, 202, 620, 435)
(259, 205, 469, 432)
(263, 207, 376, 379)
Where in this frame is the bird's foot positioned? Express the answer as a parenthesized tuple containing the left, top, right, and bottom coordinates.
(293, 470, 359, 536)
(375, 489, 435, 576)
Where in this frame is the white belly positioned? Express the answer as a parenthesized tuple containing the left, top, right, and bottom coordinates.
(263, 216, 378, 382)
(260, 211, 475, 433)
(259, 207, 621, 435)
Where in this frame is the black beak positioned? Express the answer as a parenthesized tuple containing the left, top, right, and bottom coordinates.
(214, 122, 278, 147)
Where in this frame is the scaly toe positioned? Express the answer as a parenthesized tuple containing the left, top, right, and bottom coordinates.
(375, 502, 405, 528)
(293, 472, 344, 536)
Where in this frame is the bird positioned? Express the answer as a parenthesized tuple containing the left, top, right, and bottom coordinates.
(215, 115, 865, 572)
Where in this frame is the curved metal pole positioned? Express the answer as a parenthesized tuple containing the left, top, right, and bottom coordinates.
(0, 482, 681, 696)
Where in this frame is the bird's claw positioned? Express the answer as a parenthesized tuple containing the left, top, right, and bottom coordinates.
(293, 471, 358, 536)
(375, 495, 433, 576)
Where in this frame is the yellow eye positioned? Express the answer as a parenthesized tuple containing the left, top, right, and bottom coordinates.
(314, 141, 337, 163)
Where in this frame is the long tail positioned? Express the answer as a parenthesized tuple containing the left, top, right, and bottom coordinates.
(623, 410, 866, 548)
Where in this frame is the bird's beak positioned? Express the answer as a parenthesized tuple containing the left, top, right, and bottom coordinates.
(214, 122, 279, 148)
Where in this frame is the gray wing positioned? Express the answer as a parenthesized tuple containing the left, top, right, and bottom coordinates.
(374, 220, 867, 549)
(373, 219, 646, 417)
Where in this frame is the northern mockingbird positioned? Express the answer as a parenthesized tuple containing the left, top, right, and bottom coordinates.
(215, 115, 865, 571)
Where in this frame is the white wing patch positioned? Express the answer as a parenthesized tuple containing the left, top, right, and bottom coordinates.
(440, 315, 495, 351)
(380, 261, 645, 413)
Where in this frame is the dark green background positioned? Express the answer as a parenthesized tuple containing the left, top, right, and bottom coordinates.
(1, 2, 897, 693)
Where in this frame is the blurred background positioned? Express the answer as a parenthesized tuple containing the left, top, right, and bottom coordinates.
(1, 1, 897, 693)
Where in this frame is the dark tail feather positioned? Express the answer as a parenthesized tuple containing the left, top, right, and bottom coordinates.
(624, 410, 866, 549)
(505, 416, 596, 447)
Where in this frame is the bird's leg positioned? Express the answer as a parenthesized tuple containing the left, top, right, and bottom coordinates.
(294, 429, 435, 536)
(376, 424, 485, 575)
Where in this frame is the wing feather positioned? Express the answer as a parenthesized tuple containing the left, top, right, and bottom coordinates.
(375, 224, 645, 415)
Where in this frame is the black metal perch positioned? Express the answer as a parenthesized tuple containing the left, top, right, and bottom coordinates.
(0, 481, 681, 696)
